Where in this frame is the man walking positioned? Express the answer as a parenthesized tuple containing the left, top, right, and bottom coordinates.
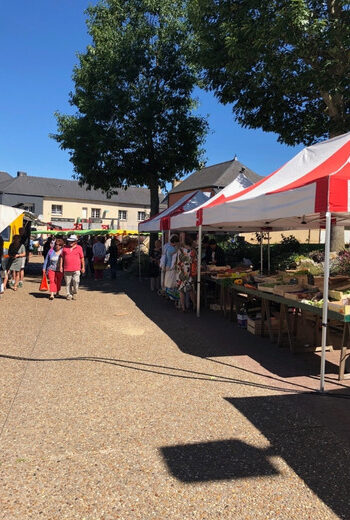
(60, 235, 85, 300)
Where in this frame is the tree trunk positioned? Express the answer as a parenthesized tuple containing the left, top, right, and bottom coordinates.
(330, 224, 344, 252)
(149, 177, 160, 252)
(149, 179, 160, 217)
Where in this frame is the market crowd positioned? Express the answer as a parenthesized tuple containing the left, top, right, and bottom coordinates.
(0, 229, 225, 309)
(0, 232, 121, 300)
(149, 234, 226, 312)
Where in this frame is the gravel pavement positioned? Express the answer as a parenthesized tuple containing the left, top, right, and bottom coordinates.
(1, 259, 350, 520)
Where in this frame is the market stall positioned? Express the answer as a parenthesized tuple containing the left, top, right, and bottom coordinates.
(138, 190, 210, 233)
(171, 131, 350, 391)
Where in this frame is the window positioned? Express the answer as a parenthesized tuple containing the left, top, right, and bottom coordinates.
(82, 207, 88, 219)
(23, 203, 35, 213)
(91, 208, 101, 218)
(51, 204, 63, 216)
(138, 211, 146, 221)
(118, 210, 127, 221)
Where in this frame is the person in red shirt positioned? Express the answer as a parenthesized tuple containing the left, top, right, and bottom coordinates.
(59, 235, 85, 300)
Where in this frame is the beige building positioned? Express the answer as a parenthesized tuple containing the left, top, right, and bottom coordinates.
(0, 171, 163, 231)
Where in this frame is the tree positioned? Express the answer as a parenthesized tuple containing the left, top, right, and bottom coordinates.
(189, 0, 349, 145)
(52, 0, 208, 218)
(189, 0, 350, 248)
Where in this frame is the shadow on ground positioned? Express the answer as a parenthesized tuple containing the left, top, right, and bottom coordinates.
(25, 265, 347, 388)
(161, 391, 350, 519)
(81, 272, 343, 382)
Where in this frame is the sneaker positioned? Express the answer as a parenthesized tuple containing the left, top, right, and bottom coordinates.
(9, 280, 15, 287)
(18, 281, 23, 288)
(66, 294, 73, 300)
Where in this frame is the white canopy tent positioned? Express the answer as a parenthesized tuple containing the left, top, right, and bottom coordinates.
(172, 131, 350, 391)
(138, 190, 210, 233)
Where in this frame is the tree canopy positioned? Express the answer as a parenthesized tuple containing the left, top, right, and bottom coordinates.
(189, 0, 350, 145)
(53, 0, 208, 215)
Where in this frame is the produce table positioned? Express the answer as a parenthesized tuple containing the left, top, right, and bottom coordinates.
(205, 276, 350, 380)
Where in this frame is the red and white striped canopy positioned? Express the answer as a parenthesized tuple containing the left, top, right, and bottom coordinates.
(173, 131, 350, 231)
(138, 190, 210, 232)
(170, 169, 259, 230)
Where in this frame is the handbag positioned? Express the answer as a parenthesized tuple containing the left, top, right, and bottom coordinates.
(39, 271, 49, 291)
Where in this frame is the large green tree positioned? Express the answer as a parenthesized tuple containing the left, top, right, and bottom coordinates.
(53, 0, 208, 216)
(189, 0, 349, 145)
(189, 0, 349, 249)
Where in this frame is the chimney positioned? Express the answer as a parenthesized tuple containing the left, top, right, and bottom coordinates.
(233, 154, 238, 161)
(17, 171, 27, 177)
(172, 179, 182, 189)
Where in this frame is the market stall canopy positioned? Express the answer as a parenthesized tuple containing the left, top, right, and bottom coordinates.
(170, 168, 259, 230)
(186, 131, 350, 231)
(138, 190, 210, 232)
(0, 204, 24, 233)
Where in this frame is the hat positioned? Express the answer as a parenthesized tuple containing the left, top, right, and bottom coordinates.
(67, 234, 78, 242)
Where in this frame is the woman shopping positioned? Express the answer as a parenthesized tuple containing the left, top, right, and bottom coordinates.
(4, 235, 26, 292)
(93, 236, 106, 280)
(175, 235, 197, 312)
(43, 238, 65, 300)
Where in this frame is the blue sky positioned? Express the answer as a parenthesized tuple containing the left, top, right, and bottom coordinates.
(1, 1, 302, 184)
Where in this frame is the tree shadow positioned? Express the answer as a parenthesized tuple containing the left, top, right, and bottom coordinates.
(224, 392, 350, 520)
(160, 391, 350, 518)
(160, 439, 278, 482)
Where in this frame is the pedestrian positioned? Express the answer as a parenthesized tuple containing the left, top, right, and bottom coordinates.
(175, 235, 197, 312)
(0, 234, 4, 296)
(42, 238, 64, 300)
(5, 235, 26, 291)
(92, 236, 106, 280)
(59, 234, 85, 300)
(18, 226, 29, 288)
(43, 235, 54, 258)
(85, 238, 94, 278)
(149, 239, 162, 291)
(163, 234, 179, 290)
(109, 237, 119, 280)
(205, 239, 226, 267)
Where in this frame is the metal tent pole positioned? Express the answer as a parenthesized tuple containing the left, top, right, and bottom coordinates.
(138, 232, 141, 281)
(267, 231, 271, 274)
(161, 231, 165, 289)
(320, 211, 331, 392)
(196, 225, 202, 318)
(260, 233, 264, 275)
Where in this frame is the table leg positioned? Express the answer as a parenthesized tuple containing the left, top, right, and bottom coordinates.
(277, 304, 293, 351)
(261, 298, 274, 342)
(339, 322, 350, 380)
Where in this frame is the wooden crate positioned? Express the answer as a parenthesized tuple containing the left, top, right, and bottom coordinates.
(257, 284, 275, 293)
(328, 301, 350, 315)
(247, 317, 279, 335)
(273, 284, 303, 296)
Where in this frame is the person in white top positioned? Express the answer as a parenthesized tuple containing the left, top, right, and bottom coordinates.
(92, 236, 107, 280)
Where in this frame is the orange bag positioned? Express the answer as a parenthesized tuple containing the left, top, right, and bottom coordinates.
(39, 272, 49, 291)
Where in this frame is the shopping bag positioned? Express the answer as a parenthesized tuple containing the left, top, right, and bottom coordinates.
(164, 268, 177, 289)
(39, 272, 49, 291)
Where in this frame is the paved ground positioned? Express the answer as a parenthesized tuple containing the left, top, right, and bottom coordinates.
(1, 258, 350, 520)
